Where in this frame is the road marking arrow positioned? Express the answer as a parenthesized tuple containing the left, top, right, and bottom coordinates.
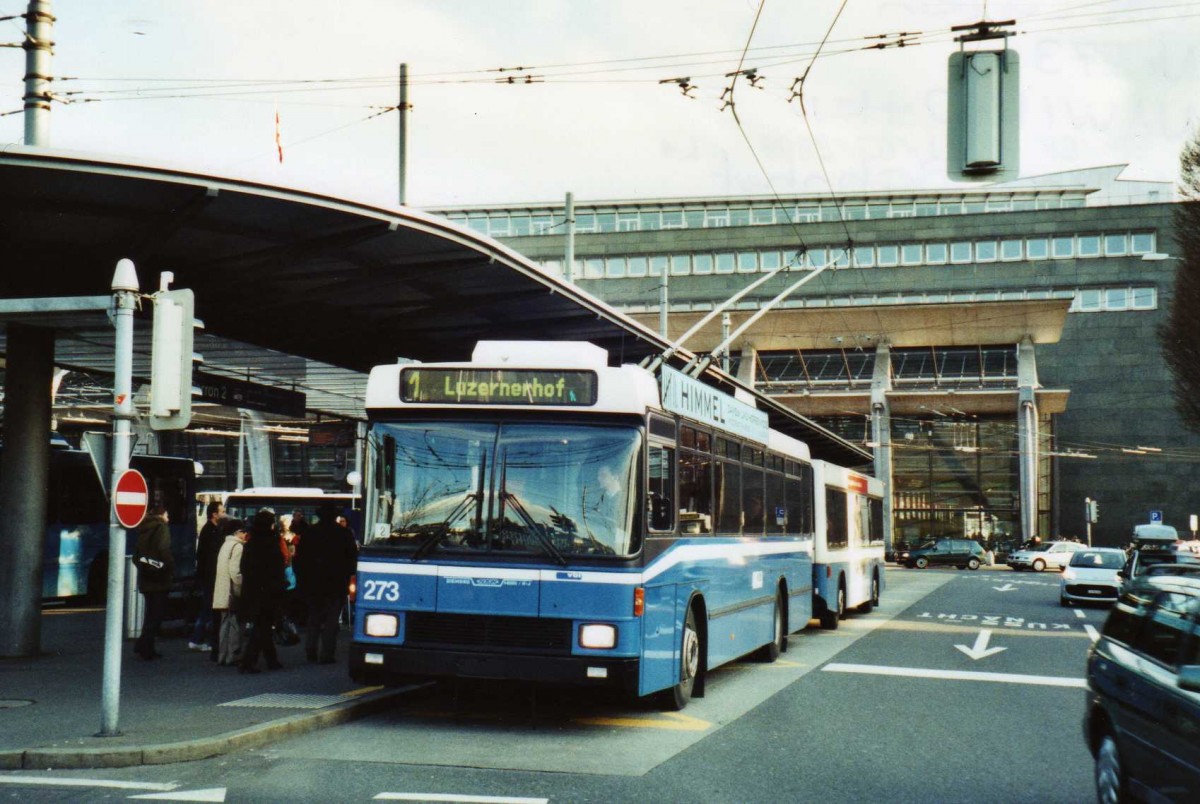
(955, 629, 1007, 660)
(992, 583, 1017, 592)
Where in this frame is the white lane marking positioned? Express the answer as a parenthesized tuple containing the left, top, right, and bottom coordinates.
(129, 789, 226, 802)
(1084, 624, 1101, 643)
(1074, 609, 1086, 619)
(824, 662, 1087, 688)
(992, 583, 1016, 592)
(0, 776, 175, 791)
(374, 794, 548, 803)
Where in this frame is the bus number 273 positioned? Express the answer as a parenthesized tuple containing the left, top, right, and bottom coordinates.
(361, 579, 400, 602)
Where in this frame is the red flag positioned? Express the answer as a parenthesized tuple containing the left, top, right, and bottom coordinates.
(275, 107, 283, 164)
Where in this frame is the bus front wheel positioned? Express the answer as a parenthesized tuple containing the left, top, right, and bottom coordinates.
(659, 606, 701, 711)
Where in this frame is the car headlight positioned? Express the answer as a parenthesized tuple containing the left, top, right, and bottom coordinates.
(1061, 569, 1076, 582)
(364, 613, 398, 638)
(579, 623, 617, 649)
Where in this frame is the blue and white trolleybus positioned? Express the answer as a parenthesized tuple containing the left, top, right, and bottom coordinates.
(349, 340, 880, 708)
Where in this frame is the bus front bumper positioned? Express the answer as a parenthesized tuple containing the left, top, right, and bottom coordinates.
(349, 643, 640, 691)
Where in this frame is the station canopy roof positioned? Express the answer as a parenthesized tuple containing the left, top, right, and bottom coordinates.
(0, 147, 870, 467)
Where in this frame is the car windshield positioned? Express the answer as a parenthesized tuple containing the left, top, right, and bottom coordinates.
(1139, 551, 1200, 572)
(1069, 550, 1124, 569)
(366, 420, 642, 559)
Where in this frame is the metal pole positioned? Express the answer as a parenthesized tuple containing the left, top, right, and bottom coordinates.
(237, 412, 246, 491)
(564, 192, 575, 283)
(659, 257, 670, 338)
(398, 63, 408, 206)
(23, 0, 54, 146)
(100, 258, 139, 736)
(720, 313, 730, 372)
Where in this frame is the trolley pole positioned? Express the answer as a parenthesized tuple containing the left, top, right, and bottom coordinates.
(100, 258, 139, 737)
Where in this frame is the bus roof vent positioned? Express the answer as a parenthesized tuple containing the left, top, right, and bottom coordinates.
(471, 341, 609, 370)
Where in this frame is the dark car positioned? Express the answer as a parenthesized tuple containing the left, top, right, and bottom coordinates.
(1084, 573, 1200, 802)
(902, 538, 985, 570)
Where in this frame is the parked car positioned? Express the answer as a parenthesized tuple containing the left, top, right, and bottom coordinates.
(901, 538, 986, 570)
(1083, 572, 1200, 802)
(1059, 547, 1126, 606)
(1006, 540, 1085, 572)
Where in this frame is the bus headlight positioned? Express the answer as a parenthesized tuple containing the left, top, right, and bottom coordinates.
(579, 623, 617, 650)
(365, 613, 398, 638)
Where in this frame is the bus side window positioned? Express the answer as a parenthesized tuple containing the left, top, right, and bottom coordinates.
(825, 487, 848, 550)
(784, 475, 808, 537)
(648, 444, 675, 532)
(679, 449, 712, 534)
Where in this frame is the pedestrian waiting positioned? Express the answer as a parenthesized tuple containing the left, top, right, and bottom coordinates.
(239, 509, 286, 674)
(189, 500, 224, 655)
(212, 517, 247, 667)
(293, 502, 358, 664)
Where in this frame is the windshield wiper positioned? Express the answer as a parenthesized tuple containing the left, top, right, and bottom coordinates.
(412, 451, 487, 562)
(499, 449, 567, 567)
(411, 492, 477, 561)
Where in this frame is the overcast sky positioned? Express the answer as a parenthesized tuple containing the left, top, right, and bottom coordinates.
(1, 1, 1197, 208)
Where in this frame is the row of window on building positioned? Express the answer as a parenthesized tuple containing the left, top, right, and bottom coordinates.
(438, 192, 1095, 238)
(616, 285, 1155, 318)
(537, 231, 1158, 280)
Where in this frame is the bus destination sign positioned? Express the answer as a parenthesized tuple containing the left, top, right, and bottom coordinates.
(400, 368, 597, 406)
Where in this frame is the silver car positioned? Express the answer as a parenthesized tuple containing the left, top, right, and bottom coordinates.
(1007, 540, 1085, 572)
(1059, 547, 1125, 605)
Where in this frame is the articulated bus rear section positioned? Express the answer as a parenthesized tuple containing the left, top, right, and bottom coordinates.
(811, 460, 886, 630)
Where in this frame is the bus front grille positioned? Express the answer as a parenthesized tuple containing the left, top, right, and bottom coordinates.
(405, 612, 573, 654)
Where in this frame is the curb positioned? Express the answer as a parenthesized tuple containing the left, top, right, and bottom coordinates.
(2, 686, 407, 771)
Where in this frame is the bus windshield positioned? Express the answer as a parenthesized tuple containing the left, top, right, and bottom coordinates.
(368, 421, 642, 559)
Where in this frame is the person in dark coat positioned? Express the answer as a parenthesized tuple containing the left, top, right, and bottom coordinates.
(190, 500, 224, 655)
(292, 503, 358, 663)
(238, 508, 286, 673)
(133, 505, 175, 660)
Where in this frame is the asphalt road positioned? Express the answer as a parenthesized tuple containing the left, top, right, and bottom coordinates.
(0, 566, 1103, 803)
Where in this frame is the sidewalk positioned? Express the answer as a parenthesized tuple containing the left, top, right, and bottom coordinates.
(0, 605, 407, 770)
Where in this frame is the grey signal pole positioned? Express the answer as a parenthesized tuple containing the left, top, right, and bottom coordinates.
(100, 258, 139, 736)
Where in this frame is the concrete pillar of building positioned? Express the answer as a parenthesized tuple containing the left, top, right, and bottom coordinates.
(0, 324, 54, 657)
(870, 343, 894, 552)
(735, 342, 757, 386)
(1016, 336, 1040, 542)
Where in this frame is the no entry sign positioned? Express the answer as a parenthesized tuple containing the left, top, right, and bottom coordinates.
(113, 469, 149, 528)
